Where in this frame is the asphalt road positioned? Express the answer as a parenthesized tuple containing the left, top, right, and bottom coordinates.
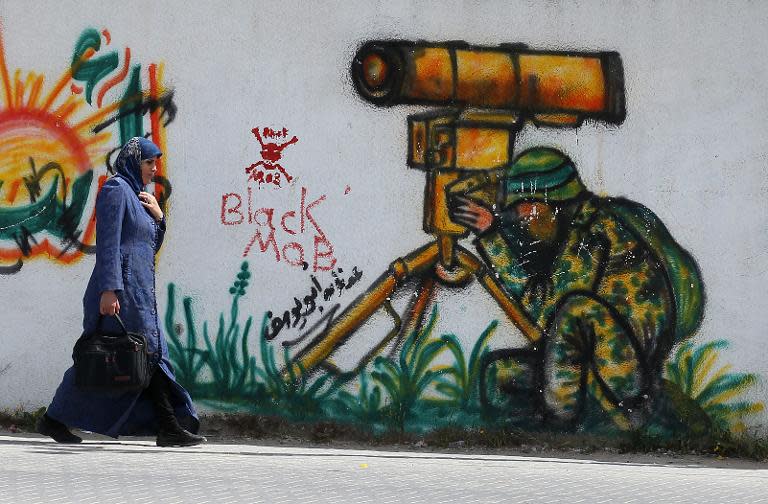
(1, 435, 766, 503)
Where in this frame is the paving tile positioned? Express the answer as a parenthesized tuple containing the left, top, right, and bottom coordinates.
(0, 436, 767, 504)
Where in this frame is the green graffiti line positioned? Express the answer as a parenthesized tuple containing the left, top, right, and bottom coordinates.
(0, 176, 58, 239)
(436, 321, 498, 410)
(165, 262, 761, 438)
(70, 28, 119, 105)
(118, 65, 144, 144)
(0, 169, 93, 247)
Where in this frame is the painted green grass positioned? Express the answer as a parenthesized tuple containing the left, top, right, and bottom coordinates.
(166, 261, 258, 400)
(665, 339, 764, 433)
(166, 262, 343, 419)
(165, 284, 205, 395)
(252, 314, 345, 419)
(165, 265, 503, 430)
(166, 261, 764, 439)
(370, 307, 451, 431)
(437, 320, 498, 410)
(332, 370, 383, 425)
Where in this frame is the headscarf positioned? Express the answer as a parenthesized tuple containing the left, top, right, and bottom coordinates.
(114, 137, 163, 194)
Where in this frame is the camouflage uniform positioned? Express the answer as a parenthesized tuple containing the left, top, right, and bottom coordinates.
(475, 148, 703, 429)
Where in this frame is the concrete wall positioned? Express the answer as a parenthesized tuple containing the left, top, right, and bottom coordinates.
(1, 0, 765, 437)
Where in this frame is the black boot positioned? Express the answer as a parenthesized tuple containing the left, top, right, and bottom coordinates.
(156, 427, 207, 447)
(147, 371, 206, 447)
(36, 413, 82, 444)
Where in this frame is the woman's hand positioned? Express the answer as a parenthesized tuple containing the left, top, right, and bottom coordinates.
(450, 196, 495, 234)
(100, 290, 120, 315)
(138, 191, 163, 222)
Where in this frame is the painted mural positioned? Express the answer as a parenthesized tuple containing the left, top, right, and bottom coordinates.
(0, 24, 174, 274)
(165, 40, 762, 438)
(0, 4, 763, 447)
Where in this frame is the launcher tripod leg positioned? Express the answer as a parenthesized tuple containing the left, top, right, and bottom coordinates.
(385, 276, 436, 358)
(456, 247, 542, 345)
(289, 242, 543, 377)
(347, 275, 436, 377)
(290, 242, 441, 375)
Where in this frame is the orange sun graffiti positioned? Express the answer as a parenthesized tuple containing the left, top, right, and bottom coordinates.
(0, 24, 169, 271)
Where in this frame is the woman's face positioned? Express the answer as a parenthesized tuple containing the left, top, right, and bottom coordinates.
(140, 157, 158, 186)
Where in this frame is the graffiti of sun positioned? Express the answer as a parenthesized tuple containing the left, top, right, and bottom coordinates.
(0, 23, 172, 274)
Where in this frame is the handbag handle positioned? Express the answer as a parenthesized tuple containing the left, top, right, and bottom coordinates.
(95, 313, 128, 335)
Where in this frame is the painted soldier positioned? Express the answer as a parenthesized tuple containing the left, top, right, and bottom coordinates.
(452, 147, 704, 430)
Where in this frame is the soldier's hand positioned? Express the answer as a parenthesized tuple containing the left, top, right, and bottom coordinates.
(451, 196, 494, 234)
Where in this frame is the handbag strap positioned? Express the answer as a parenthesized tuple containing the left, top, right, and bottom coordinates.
(96, 313, 128, 335)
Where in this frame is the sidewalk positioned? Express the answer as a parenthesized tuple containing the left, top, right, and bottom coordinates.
(1, 434, 767, 503)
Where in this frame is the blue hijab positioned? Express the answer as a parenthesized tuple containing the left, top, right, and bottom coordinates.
(114, 137, 163, 194)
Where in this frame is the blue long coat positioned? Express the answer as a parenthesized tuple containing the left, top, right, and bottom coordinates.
(46, 175, 199, 437)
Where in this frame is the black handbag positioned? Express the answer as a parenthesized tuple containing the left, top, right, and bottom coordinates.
(73, 314, 152, 392)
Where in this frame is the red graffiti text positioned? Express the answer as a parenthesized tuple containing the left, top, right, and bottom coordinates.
(220, 186, 337, 272)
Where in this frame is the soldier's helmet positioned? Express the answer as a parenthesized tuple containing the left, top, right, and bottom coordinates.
(504, 147, 586, 206)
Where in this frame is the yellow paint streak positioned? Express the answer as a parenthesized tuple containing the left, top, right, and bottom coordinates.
(52, 94, 83, 121)
(20, 71, 37, 106)
(0, 133, 72, 153)
(600, 361, 636, 381)
(27, 73, 43, 108)
(702, 380, 753, 409)
(13, 68, 22, 108)
(694, 364, 732, 400)
(0, 135, 78, 180)
(0, 25, 13, 108)
(40, 47, 94, 113)
(690, 350, 719, 397)
(83, 130, 111, 146)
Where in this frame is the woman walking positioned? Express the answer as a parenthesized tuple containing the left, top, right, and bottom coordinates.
(37, 137, 205, 447)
